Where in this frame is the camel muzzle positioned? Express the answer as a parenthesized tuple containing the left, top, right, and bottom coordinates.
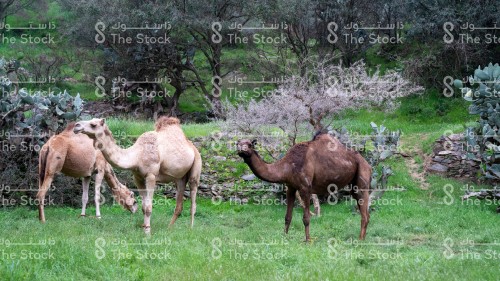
(131, 202, 138, 213)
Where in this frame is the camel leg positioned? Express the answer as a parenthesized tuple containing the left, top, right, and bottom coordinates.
(80, 177, 90, 217)
(169, 177, 186, 227)
(94, 170, 104, 218)
(299, 188, 311, 242)
(134, 175, 151, 234)
(189, 177, 199, 228)
(312, 194, 320, 217)
(142, 174, 156, 234)
(37, 175, 54, 223)
(353, 169, 371, 240)
(284, 187, 296, 235)
(296, 191, 313, 216)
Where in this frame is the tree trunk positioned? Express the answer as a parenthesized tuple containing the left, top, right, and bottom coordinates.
(210, 45, 223, 117)
(167, 87, 182, 117)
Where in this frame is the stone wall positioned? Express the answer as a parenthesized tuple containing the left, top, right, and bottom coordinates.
(426, 134, 480, 180)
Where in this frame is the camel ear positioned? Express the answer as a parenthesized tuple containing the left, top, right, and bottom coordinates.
(251, 139, 257, 147)
(100, 118, 106, 126)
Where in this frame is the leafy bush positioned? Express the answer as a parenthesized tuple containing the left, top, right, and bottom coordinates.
(330, 122, 398, 203)
(0, 57, 84, 206)
(454, 63, 500, 180)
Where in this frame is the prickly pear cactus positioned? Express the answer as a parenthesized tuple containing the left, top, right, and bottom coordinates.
(454, 63, 500, 180)
(0, 57, 85, 205)
(0, 57, 83, 143)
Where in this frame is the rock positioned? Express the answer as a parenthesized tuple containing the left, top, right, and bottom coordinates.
(213, 156, 227, 161)
(448, 134, 462, 141)
(199, 184, 210, 191)
(241, 174, 256, 181)
(434, 156, 444, 162)
(426, 133, 480, 179)
(428, 163, 448, 173)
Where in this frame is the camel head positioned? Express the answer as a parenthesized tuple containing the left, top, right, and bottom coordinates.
(237, 139, 258, 158)
(113, 183, 138, 214)
(73, 118, 107, 139)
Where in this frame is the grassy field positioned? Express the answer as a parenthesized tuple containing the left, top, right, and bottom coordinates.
(0, 172, 498, 280)
(1, 105, 499, 280)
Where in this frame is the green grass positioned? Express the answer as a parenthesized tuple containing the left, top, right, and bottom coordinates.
(104, 117, 220, 139)
(2, 103, 498, 280)
(1, 170, 499, 280)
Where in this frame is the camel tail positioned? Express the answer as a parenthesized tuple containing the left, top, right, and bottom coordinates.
(188, 145, 202, 227)
(39, 145, 50, 187)
(189, 146, 202, 184)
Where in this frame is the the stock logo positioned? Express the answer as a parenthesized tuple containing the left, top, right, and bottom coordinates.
(95, 237, 106, 259)
(327, 22, 338, 44)
(327, 238, 339, 259)
(443, 21, 500, 44)
(443, 184, 454, 205)
(95, 76, 107, 97)
(211, 237, 223, 260)
(443, 22, 454, 44)
(95, 21, 106, 44)
(211, 22, 223, 44)
(211, 75, 222, 97)
(442, 76, 454, 97)
(327, 183, 339, 205)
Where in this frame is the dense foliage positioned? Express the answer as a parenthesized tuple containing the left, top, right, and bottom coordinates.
(455, 63, 500, 180)
(0, 57, 84, 205)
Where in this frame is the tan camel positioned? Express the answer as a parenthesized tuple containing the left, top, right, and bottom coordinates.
(237, 133, 372, 241)
(37, 123, 138, 222)
(73, 116, 202, 234)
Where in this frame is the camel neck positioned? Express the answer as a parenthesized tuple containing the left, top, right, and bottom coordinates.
(95, 127, 135, 170)
(103, 168, 121, 192)
(244, 152, 287, 183)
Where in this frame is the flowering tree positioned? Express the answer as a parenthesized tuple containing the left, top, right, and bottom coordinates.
(223, 59, 423, 146)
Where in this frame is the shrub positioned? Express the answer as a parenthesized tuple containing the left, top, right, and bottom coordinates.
(454, 63, 500, 181)
(0, 57, 84, 206)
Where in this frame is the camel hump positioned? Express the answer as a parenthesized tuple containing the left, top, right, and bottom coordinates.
(155, 116, 180, 131)
(312, 130, 329, 140)
(312, 132, 332, 142)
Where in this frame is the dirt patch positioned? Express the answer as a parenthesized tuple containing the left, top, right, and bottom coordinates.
(400, 135, 431, 190)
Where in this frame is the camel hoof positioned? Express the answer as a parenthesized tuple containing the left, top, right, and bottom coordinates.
(79, 214, 86, 218)
(96, 216, 101, 219)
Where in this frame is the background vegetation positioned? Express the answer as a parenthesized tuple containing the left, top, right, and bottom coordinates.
(0, 0, 499, 280)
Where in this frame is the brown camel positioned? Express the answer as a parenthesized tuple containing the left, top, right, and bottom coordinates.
(37, 123, 138, 222)
(237, 133, 372, 241)
(73, 116, 202, 234)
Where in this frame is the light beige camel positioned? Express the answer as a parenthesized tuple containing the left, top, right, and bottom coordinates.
(74, 116, 202, 234)
(37, 123, 138, 222)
